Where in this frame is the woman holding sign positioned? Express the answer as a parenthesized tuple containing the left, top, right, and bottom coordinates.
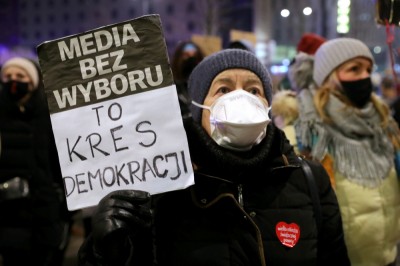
(79, 49, 350, 265)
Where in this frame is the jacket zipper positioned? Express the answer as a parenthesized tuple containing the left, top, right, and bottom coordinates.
(237, 184, 266, 266)
(238, 184, 244, 208)
(191, 174, 266, 266)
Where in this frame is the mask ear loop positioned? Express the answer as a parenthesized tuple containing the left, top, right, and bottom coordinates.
(191, 100, 211, 110)
(257, 104, 272, 120)
(267, 106, 272, 120)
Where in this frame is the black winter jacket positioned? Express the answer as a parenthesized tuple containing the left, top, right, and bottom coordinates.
(79, 120, 350, 266)
(0, 88, 65, 254)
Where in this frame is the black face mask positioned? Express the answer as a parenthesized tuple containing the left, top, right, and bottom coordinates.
(2, 80, 29, 101)
(340, 77, 373, 108)
(181, 57, 199, 80)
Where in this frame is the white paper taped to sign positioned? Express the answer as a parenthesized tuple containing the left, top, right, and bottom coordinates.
(37, 15, 194, 210)
(52, 85, 194, 210)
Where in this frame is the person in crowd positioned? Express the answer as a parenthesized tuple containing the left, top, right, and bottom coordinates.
(270, 90, 299, 153)
(78, 49, 350, 266)
(387, 75, 400, 127)
(278, 33, 326, 91)
(380, 75, 398, 105)
(296, 37, 400, 266)
(286, 34, 334, 179)
(272, 33, 325, 157)
(287, 32, 326, 93)
(296, 33, 326, 58)
(379, 74, 400, 129)
(0, 57, 69, 265)
(171, 40, 204, 119)
(227, 39, 255, 53)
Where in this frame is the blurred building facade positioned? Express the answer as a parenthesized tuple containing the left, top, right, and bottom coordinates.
(0, 0, 397, 71)
(267, 0, 393, 71)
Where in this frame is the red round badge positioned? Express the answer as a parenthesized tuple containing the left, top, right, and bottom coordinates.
(275, 221, 300, 248)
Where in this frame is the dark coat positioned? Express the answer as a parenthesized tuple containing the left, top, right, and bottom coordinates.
(79, 120, 350, 266)
(0, 88, 65, 256)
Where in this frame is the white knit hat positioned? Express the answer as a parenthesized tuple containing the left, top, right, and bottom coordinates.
(313, 38, 374, 86)
(1, 57, 39, 89)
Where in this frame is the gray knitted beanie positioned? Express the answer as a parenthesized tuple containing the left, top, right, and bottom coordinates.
(313, 38, 374, 86)
(187, 49, 272, 122)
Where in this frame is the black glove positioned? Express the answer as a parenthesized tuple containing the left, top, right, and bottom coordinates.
(92, 190, 152, 265)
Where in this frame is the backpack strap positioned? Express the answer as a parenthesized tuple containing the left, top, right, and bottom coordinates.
(299, 157, 322, 234)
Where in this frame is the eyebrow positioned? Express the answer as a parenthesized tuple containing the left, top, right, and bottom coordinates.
(245, 76, 262, 84)
(345, 58, 371, 67)
(212, 77, 235, 85)
(214, 75, 261, 84)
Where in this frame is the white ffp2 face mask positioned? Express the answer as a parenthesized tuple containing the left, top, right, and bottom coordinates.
(192, 90, 271, 151)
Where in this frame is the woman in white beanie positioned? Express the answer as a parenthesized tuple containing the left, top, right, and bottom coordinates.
(0, 57, 69, 265)
(297, 37, 400, 266)
(1, 57, 40, 111)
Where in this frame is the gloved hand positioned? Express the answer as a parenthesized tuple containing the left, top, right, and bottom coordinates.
(91, 190, 152, 265)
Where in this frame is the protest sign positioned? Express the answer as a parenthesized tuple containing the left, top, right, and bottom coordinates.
(191, 34, 222, 56)
(37, 14, 194, 211)
(230, 29, 257, 47)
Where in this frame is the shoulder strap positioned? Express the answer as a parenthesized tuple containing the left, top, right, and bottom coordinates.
(299, 158, 322, 234)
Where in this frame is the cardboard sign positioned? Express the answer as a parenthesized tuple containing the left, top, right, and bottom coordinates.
(230, 29, 257, 47)
(37, 14, 194, 211)
(191, 34, 222, 56)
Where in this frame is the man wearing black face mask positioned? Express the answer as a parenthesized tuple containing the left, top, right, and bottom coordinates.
(0, 57, 68, 266)
(296, 38, 400, 266)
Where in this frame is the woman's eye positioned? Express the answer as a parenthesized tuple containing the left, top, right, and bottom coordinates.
(17, 73, 26, 79)
(248, 87, 261, 95)
(350, 66, 359, 72)
(217, 87, 230, 94)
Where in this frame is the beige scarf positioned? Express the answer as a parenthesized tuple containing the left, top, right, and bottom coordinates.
(297, 93, 395, 187)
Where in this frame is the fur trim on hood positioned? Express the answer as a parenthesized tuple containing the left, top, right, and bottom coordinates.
(288, 52, 316, 92)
